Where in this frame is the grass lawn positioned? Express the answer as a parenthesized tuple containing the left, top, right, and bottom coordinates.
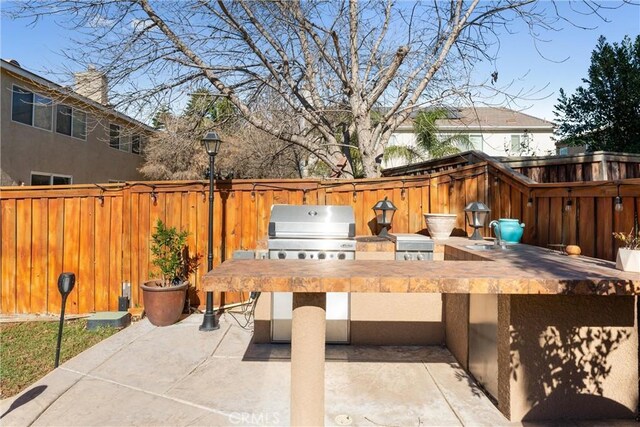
(0, 319, 118, 399)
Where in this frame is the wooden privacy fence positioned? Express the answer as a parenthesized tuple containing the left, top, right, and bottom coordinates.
(1, 161, 639, 315)
(495, 151, 640, 183)
(383, 150, 640, 183)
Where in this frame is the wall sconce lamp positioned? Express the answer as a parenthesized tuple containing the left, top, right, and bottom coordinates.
(150, 190, 158, 205)
(372, 197, 397, 237)
(527, 196, 533, 208)
(464, 202, 491, 240)
(614, 185, 623, 212)
(493, 175, 499, 187)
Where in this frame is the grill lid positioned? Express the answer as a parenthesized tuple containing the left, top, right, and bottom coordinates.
(268, 204, 355, 239)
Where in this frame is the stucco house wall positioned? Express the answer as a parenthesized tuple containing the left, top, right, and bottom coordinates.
(0, 60, 154, 186)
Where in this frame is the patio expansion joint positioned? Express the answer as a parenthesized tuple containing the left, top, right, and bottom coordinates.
(163, 322, 233, 395)
(17, 325, 160, 426)
(58, 367, 235, 418)
(23, 373, 85, 427)
(422, 361, 465, 427)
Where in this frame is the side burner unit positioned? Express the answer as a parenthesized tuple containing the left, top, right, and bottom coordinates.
(267, 204, 356, 343)
(389, 233, 435, 261)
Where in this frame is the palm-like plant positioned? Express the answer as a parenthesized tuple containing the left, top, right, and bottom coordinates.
(413, 109, 472, 159)
(382, 108, 472, 167)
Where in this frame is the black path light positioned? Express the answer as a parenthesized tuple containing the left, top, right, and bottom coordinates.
(200, 131, 223, 332)
(372, 197, 397, 237)
(55, 272, 76, 368)
(464, 202, 491, 240)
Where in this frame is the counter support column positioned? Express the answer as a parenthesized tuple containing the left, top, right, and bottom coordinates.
(291, 292, 326, 426)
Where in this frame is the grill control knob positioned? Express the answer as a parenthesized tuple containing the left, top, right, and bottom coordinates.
(277, 251, 286, 259)
(417, 253, 425, 261)
(404, 253, 411, 261)
(337, 252, 346, 260)
(318, 252, 327, 260)
(298, 252, 307, 259)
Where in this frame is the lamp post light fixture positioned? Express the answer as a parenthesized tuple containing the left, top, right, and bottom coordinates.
(200, 131, 223, 332)
(464, 202, 491, 240)
(372, 197, 397, 237)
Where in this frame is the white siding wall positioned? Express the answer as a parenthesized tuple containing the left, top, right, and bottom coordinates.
(384, 128, 555, 169)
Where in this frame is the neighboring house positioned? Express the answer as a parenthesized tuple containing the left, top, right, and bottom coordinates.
(0, 59, 156, 186)
(385, 107, 555, 168)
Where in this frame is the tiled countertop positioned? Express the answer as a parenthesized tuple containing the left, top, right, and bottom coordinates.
(202, 237, 639, 296)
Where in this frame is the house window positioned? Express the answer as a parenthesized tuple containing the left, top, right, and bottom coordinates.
(56, 104, 86, 139)
(56, 105, 72, 135)
(11, 85, 53, 130)
(12, 86, 32, 125)
(72, 111, 87, 139)
(110, 124, 120, 149)
(119, 134, 130, 152)
(510, 135, 521, 153)
(30, 172, 72, 186)
(132, 135, 141, 154)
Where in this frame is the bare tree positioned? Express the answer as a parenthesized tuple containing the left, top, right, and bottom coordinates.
(138, 113, 209, 180)
(141, 97, 305, 180)
(8, 0, 636, 177)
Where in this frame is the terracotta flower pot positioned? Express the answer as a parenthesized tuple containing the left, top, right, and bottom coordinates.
(424, 213, 457, 239)
(140, 280, 188, 326)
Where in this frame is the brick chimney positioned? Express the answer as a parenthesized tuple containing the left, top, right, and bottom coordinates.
(74, 65, 108, 105)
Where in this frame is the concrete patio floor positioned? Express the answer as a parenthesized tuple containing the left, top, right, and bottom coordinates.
(0, 313, 636, 427)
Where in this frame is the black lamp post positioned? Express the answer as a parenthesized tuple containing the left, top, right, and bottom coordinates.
(372, 197, 397, 237)
(200, 131, 223, 332)
(464, 202, 490, 240)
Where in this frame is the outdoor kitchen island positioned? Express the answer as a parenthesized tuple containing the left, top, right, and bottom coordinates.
(202, 237, 639, 425)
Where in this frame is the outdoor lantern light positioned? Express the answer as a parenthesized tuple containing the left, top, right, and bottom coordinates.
(201, 131, 223, 156)
(464, 202, 491, 240)
(200, 131, 224, 332)
(372, 197, 397, 237)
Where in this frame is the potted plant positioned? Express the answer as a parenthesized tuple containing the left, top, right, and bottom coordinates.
(141, 219, 196, 326)
(613, 227, 640, 273)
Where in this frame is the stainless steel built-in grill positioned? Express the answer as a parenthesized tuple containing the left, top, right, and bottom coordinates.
(268, 204, 355, 343)
(389, 233, 435, 261)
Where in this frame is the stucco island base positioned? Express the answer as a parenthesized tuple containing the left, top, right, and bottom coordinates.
(291, 293, 326, 426)
(444, 294, 637, 421)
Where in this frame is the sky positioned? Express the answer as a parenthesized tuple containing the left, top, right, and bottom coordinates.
(1, 1, 638, 122)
